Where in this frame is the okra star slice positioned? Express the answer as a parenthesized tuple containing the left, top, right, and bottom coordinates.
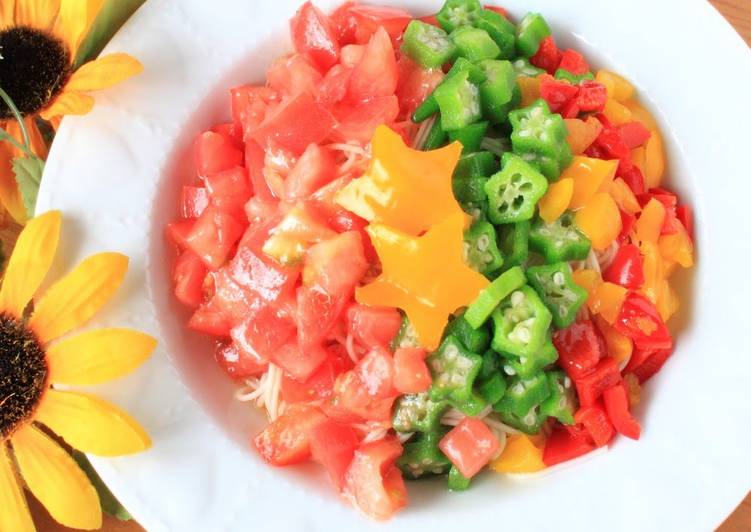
(452, 390, 489, 416)
(427, 335, 483, 403)
(464, 266, 527, 329)
(397, 431, 451, 479)
(529, 211, 592, 263)
(478, 372, 507, 404)
(444, 311, 491, 353)
(498, 220, 530, 269)
(526, 262, 588, 328)
(413, 57, 487, 123)
(490, 285, 553, 358)
(504, 339, 559, 379)
(392, 392, 450, 433)
(484, 154, 548, 224)
(450, 26, 501, 61)
(494, 372, 551, 418)
(453, 151, 499, 179)
(477, 59, 517, 124)
(434, 69, 482, 132)
(402, 20, 457, 68)
(463, 220, 504, 276)
(540, 370, 576, 425)
(515, 12, 552, 57)
(476, 9, 516, 59)
(509, 99, 569, 162)
(436, 0, 483, 32)
(497, 406, 547, 435)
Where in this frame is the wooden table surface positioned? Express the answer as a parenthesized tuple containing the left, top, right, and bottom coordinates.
(29, 1, 749, 531)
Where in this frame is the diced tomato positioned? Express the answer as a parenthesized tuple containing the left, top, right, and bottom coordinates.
(603, 382, 641, 439)
(244, 197, 279, 227)
(574, 357, 622, 406)
(187, 302, 231, 337)
(231, 303, 297, 363)
(317, 64, 353, 107)
(540, 76, 579, 113)
(284, 144, 336, 200)
(334, 348, 396, 421)
(303, 231, 368, 296)
(418, 14, 440, 27)
(253, 404, 327, 466)
(209, 269, 253, 324)
(559, 49, 589, 75)
(267, 53, 323, 99)
(251, 91, 335, 155)
(576, 81, 607, 113)
(346, 27, 398, 103)
(395, 56, 444, 120)
(290, 2, 340, 70)
(273, 341, 330, 382)
(281, 345, 353, 403)
(215, 341, 268, 379)
(343, 437, 407, 520)
(166, 219, 194, 250)
(310, 419, 360, 489)
(603, 244, 645, 289)
(530, 36, 561, 74)
(230, 85, 279, 136)
(329, 1, 359, 45)
(613, 292, 673, 350)
(180, 186, 209, 219)
(439, 418, 500, 478)
(210, 122, 242, 145)
(333, 95, 399, 144)
(244, 140, 276, 201)
(348, 5, 411, 44)
(340, 44, 366, 68)
(618, 209, 636, 243)
(172, 250, 207, 308)
(618, 121, 651, 149)
(619, 166, 645, 196)
(574, 403, 615, 447)
(553, 320, 606, 379)
(542, 425, 596, 467)
(393, 347, 431, 394)
(297, 285, 348, 347)
(676, 204, 694, 241)
(194, 131, 243, 178)
(624, 346, 673, 383)
(185, 206, 245, 270)
(346, 304, 402, 350)
(204, 166, 252, 217)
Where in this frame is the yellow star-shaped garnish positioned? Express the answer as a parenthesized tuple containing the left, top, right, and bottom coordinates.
(335, 125, 469, 236)
(356, 212, 490, 349)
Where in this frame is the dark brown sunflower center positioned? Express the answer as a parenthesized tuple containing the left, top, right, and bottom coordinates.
(0, 312, 47, 439)
(0, 26, 71, 120)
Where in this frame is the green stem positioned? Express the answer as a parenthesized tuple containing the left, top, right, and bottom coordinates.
(0, 87, 31, 149)
(0, 128, 34, 157)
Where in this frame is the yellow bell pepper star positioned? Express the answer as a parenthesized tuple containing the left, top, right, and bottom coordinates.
(356, 212, 489, 349)
(335, 125, 469, 236)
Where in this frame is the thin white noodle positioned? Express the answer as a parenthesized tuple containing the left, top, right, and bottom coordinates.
(411, 115, 436, 150)
(596, 240, 620, 271)
(489, 429, 508, 460)
(345, 332, 360, 364)
(585, 248, 601, 274)
(234, 363, 284, 421)
(483, 416, 523, 436)
(329, 142, 368, 156)
(397, 431, 415, 444)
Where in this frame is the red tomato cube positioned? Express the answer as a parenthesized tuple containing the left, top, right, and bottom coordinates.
(194, 131, 243, 178)
(346, 304, 402, 350)
(253, 404, 326, 466)
(439, 418, 500, 478)
(393, 347, 431, 394)
(290, 1, 340, 70)
(309, 419, 360, 489)
(185, 205, 245, 270)
(172, 250, 207, 308)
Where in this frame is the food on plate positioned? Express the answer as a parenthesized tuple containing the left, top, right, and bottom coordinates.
(165, 0, 694, 520)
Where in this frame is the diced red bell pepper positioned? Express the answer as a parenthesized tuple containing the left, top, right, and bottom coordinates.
(619, 165, 646, 196)
(618, 121, 651, 149)
(640, 187, 681, 235)
(575, 81, 607, 112)
(624, 346, 673, 383)
(553, 320, 606, 379)
(603, 244, 645, 289)
(439, 418, 500, 478)
(309, 419, 360, 489)
(543, 425, 596, 467)
(181, 186, 209, 219)
(574, 356, 622, 406)
(393, 347, 431, 394)
(574, 403, 615, 447)
(530, 36, 562, 74)
(618, 209, 636, 243)
(290, 2, 340, 70)
(613, 292, 673, 350)
(676, 204, 694, 241)
(603, 382, 641, 440)
(539, 76, 579, 113)
(560, 99, 581, 119)
(253, 404, 327, 466)
(559, 49, 589, 75)
(172, 250, 207, 308)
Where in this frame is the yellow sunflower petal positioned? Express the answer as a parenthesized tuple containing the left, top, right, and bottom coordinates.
(47, 328, 156, 385)
(12, 424, 101, 530)
(39, 90, 95, 120)
(15, 0, 60, 29)
(0, 140, 26, 224)
(0, 1, 15, 28)
(66, 53, 143, 93)
(0, 210, 61, 318)
(28, 252, 128, 343)
(52, 0, 104, 56)
(34, 389, 151, 457)
(0, 443, 35, 532)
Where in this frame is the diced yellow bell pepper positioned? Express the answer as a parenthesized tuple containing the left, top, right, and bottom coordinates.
(656, 278, 680, 322)
(602, 98, 632, 125)
(491, 434, 546, 474)
(518, 76, 541, 108)
(623, 373, 641, 406)
(658, 224, 694, 268)
(572, 269, 602, 300)
(595, 70, 635, 102)
(639, 240, 663, 305)
(609, 177, 642, 214)
(643, 130, 665, 189)
(623, 100, 658, 131)
(594, 315, 633, 364)
(562, 156, 618, 211)
(589, 282, 627, 324)
(630, 146, 646, 172)
(538, 178, 573, 224)
(575, 193, 622, 250)
(635, 198, 665, 244)
(564, 116, 603, 155)
(662, 258, 678, 278)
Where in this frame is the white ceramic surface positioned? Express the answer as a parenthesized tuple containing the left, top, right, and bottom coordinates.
(36, 0, 751, 530)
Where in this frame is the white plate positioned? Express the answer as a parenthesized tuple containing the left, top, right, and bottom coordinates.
(36, 0, 751, 530)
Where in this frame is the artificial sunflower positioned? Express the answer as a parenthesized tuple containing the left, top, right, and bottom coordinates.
(0, 0, 143, 224)
(0, 210, 155, 531)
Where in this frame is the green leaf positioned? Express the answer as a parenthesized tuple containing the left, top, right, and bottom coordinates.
(73, 452, 133, 521)
(75, 0, 147, 66)
(11, 156, 44, 218)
